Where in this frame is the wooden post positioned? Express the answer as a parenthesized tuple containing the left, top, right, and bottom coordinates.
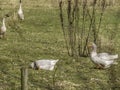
(21, 67, 28, 90)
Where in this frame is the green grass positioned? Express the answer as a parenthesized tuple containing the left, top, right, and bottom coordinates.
(0, 0, 120, 90)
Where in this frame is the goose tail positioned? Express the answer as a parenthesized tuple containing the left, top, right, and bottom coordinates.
(113, 54, 118, 59)
(109, 54, 118, 59)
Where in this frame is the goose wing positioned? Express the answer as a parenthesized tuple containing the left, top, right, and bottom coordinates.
(98, 53, 118, 60)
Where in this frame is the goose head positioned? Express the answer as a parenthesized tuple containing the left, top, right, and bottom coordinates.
(88, 42, 97, 57)
(88, 42, 97, 50)
(29, 62, 38, 70)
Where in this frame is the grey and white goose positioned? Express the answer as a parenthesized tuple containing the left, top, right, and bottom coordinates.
(30, 59, 59, 71)
(18, 0, 24, 20)
(88, 42, 118, 69)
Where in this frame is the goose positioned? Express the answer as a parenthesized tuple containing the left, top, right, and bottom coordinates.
(30, 59, 59, 71)
(18, 0, 24, 20)
(0, 18, 6, 38)
(88, 42, 118, 69)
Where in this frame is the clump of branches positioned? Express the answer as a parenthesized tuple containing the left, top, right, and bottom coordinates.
(59, 0, 79, 56)
(59, 0, 107, 57)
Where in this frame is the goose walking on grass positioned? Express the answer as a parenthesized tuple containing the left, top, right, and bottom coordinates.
(18, 0, 24, 20)
(0, 18, 6, 38)
(30, 59, 59, 71)
(88, 42, 118, 69)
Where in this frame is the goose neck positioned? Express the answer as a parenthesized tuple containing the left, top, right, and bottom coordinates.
(20, 3, 22, 9)
(2, 18, 5, 26)
(91, 43, 97, 57)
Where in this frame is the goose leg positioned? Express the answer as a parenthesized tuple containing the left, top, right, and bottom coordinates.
(95, 64, 104, 69)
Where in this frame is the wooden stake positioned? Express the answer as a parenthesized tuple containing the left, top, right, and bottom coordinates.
(21, 67, 28, 90)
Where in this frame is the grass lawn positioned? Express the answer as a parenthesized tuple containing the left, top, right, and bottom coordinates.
(0, 0, 120, 90)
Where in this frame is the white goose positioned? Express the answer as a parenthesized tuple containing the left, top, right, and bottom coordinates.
(30, 59, 59, 71)
(0, 18, 6, 38)
(18, 0, 24, 20)
(89, 42, 118, 69)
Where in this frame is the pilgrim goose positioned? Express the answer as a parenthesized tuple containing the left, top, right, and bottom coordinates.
(18, 0, 24, 20)
(30, 59, 59, 70)
(0, 18, 6, 38)
(88, 42, 118, 69)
